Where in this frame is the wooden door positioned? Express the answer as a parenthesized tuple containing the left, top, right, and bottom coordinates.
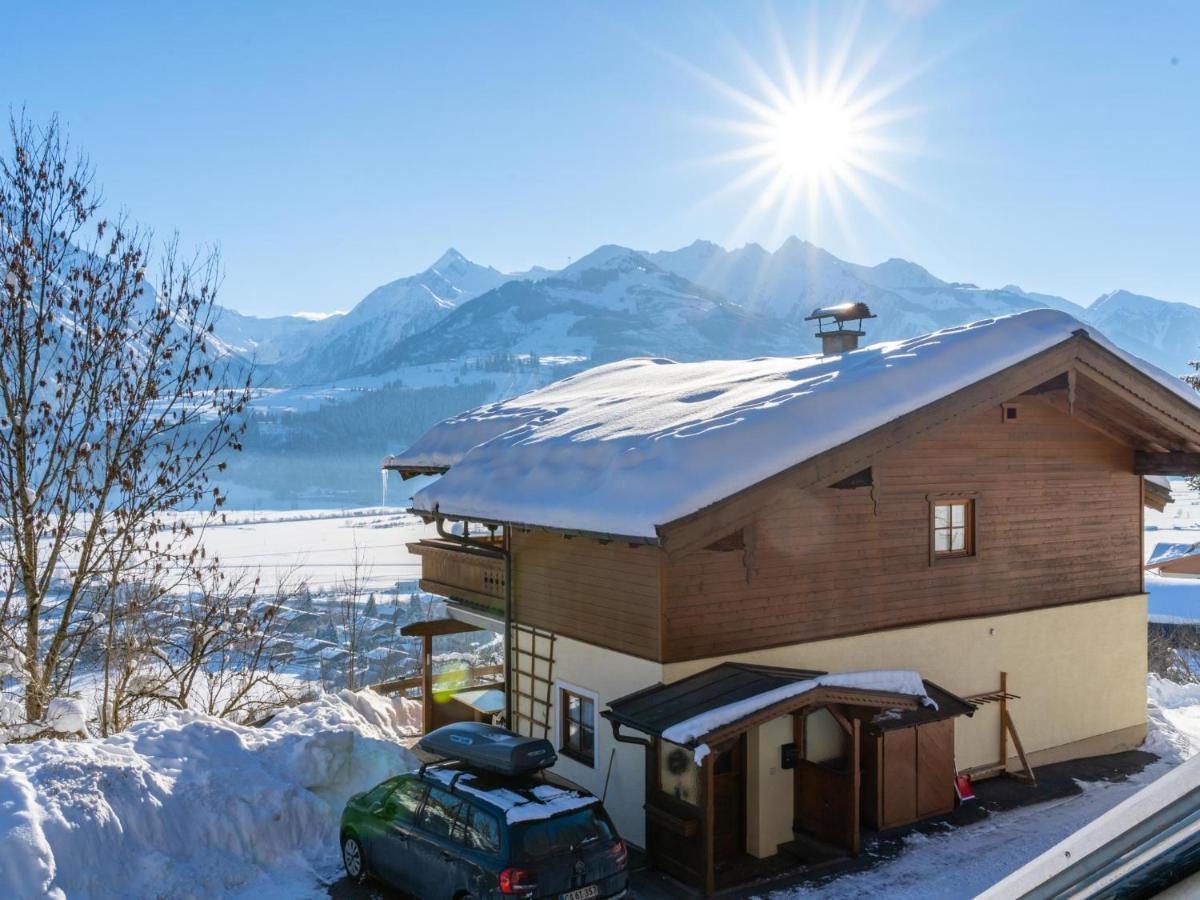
(794, 708, 861, 854)
(711, 737, 746, 864)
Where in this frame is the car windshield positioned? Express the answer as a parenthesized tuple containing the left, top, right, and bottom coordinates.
(512, 806, 613, 861)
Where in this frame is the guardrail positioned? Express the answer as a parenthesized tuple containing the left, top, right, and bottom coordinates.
(372, 663, 504, 698)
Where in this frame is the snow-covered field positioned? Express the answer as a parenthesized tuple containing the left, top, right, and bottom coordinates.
(0, 689, 421, 900)
(172, 507, 434, 592)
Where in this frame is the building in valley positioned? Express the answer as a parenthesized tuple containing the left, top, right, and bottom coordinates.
(383, 308, 1200, 893)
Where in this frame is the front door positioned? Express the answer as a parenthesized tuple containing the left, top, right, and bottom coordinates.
(793, 706, 861, 855)
(711, 737, 746, 866)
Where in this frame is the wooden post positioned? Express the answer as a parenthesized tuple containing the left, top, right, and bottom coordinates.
(849, 718, 861, 857)
(422, 633, 434, 734)
(998, 671, 1008, 773)
(702, 753, 716, 896)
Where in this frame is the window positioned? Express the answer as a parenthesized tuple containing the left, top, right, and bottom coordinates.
(461, 805, 502, 854)
(559, 686, 596, 766)
(362, 778, 399, 808)
(513, 806, 614, 861)
(932, 499, 974, 559)
(419, 786, 465, 840)
(384, 778, 427, 825)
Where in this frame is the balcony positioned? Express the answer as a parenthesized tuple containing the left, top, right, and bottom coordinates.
(407, 537, 506, 616)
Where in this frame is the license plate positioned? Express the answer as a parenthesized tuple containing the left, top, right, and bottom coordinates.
(561, 886, 599, 900)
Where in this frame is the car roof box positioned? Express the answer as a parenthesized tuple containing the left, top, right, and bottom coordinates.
(419, 722, 558, 776)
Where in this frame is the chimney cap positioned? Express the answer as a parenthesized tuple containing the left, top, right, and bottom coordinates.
(804, 302, 876, 329)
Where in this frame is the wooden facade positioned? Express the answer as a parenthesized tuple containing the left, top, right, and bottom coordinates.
(508, 528, 662, 660)
(409, 332, 1200, 667)
(660, 396, 1142, 660)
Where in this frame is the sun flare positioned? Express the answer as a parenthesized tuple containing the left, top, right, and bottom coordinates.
(678, 12, 921, 247)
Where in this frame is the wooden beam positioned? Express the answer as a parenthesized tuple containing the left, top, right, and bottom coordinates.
(999, 671, 1008, 775)
(702, 751, 716, 896)
(422, 634, 434, 734)
(698, 686, 919, 747)
(849, 718, 862, 856)
(1134, 451, 1200, 475)
(1004, 710, 1037, 786)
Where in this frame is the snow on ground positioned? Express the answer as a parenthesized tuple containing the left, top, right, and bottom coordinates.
(1144, 479, 1200, 622)
(768, 678, 1196, 900)
(0, 689, 420, 900)
(165, 508, 435, 592)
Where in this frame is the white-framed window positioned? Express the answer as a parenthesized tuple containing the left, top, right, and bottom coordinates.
(555, 680, 598, 768)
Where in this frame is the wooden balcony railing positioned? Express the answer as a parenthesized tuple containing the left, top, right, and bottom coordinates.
(407, 538, 506, 614)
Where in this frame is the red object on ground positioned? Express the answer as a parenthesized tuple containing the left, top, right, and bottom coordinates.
(955, 772, 976, 803)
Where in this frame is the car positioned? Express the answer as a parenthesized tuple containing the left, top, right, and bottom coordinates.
(339, 724, 629, 900)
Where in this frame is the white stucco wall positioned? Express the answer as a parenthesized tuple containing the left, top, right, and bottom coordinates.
(520, 593, 1146, 857)
(667, 593, 1148, 859)
(513, 630, 663, 846)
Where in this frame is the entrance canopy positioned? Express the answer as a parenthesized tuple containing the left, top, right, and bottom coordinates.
(604, 662, 975, 749)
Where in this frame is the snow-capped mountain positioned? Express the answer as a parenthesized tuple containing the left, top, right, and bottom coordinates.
(645, 237, 1088, 345)
(276, 249, 513, 383)
(358, 245, 805, 374)
(1082, 290, 1200, 376)
(219, 237, 1200, 387)
(209, 307, 325, 365)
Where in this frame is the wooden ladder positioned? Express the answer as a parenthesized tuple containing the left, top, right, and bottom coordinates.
(508, 622, 557, 738)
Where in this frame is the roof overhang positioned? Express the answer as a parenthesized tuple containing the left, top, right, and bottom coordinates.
(603, 663, 975, 749)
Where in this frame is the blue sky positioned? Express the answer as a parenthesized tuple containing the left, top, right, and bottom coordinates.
(6, 1, 1199, 316)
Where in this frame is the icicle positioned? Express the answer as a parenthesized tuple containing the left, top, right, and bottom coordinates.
(380, 468, 388, 507)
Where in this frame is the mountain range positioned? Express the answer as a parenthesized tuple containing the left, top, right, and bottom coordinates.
(214, 238, 1200, 387)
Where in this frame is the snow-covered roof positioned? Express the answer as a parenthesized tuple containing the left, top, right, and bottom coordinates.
(1147, 542, 1200, 568)
(387, 309, 1200, 539)
(659, 669, 936, 748)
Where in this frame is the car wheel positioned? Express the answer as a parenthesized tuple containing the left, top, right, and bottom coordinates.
(342, 833, 368, 884)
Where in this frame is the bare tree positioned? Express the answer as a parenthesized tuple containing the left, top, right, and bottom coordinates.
(98, 568, 307, 732)
(0, 114, 251, 724)
(334, 548, 372, 691)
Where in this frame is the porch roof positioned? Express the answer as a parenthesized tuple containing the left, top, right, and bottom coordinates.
(603, 662, 975, 747)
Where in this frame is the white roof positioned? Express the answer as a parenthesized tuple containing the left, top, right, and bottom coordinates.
(660, 669, 934, 748)
(1147, 542, 1200, 568)
(388, 309, 1198, 539)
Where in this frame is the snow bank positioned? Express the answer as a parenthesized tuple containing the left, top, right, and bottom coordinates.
(661, 669, 933, 747)
(0, 689, 420, 900)
(391, 309, 1199, 538)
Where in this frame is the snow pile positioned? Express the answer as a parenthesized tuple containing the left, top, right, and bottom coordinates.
(391, 309, 1198, 538)
(43, 698, 87, 737)
(0, 689, 419, 900)
(662, 669, 934, 749)
(1147, 674, 1200, 754)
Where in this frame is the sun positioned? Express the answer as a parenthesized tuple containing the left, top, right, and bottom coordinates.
(763, 96, 858, 185)
(672, 10, 922, 248)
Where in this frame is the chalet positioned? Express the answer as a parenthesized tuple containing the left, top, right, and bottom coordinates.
(383, 308, 1200, 893)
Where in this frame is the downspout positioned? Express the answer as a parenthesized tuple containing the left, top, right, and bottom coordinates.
(504, 528, 513, 728)
(433, 510, 514, 728)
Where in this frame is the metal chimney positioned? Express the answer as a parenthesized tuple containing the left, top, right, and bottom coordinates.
(804, 302, 877, 355)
